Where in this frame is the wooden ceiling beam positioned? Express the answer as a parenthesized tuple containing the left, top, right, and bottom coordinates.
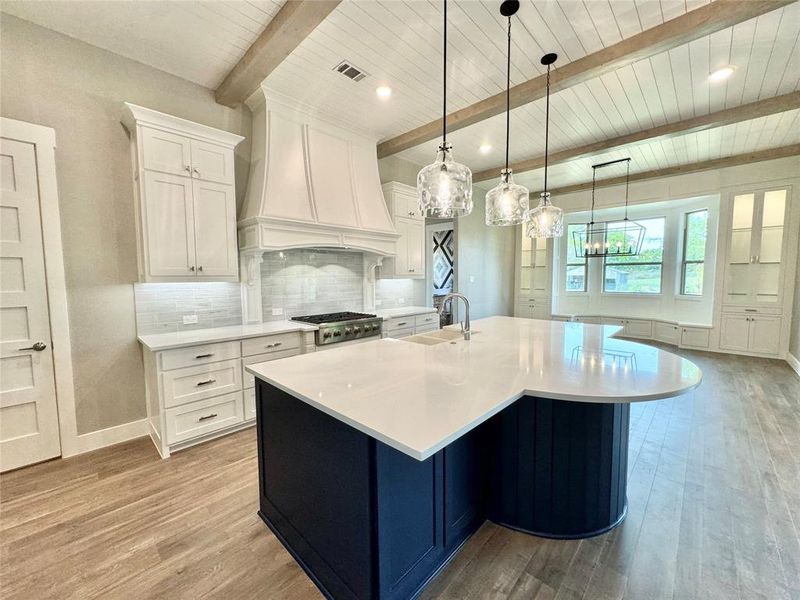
(472, 91, 800, 182)
(541, 144, 800, 196)
(215, 0, 341, 107)
(376, 0, 795, 159)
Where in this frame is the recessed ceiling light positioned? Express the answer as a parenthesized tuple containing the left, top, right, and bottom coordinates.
(479, 144, 492, 154)
(376, 86, 392, 99)
(709, 66, 735, 82)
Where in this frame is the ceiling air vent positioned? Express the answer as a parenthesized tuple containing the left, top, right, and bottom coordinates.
(333, 60, 368, 82)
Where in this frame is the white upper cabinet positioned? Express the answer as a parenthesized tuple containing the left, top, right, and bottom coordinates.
(190, 139, 235, 184)
(380, 182, 425, 279)
(123, 103, 244, 282)
(723, 189, 790, 306)
(142, 128, 192, 177)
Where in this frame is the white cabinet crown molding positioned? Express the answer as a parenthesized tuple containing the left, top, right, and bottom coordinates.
(122, 103, 244, 148)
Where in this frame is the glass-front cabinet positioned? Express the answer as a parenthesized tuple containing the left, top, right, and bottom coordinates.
(724, 188, 788, 306)
(515, 227, 552, 319)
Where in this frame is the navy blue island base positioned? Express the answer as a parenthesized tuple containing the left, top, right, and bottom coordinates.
(256, 381, 630, 600)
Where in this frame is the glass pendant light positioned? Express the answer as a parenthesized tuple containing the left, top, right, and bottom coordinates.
(485, 0, 529, 226)
(526, 53, 564, 238)
(417, 0, 473, 219)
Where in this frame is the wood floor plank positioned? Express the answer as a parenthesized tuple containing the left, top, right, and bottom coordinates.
(1, 347, 797, 599)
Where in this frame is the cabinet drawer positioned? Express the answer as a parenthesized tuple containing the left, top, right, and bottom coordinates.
(680, 327, 710, 349)
(415, 313, 438, 328)
(165, 391, 243, 444)
(385, 317, 415, 332)
(242, 348, 302, 389)
(721, 305, 782, 316)
(162, 359, 242, 408)
(624, 319, 653, 339)
(386, 327, 415, 339)
(160, 341, 240, 371)
(241, 332, 302, 357)
(244, 388, 256, 421)
(653, 321, 680, 345)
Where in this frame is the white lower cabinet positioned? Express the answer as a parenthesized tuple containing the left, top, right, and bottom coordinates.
(680, 327, 710, 350)
(165, 392, 244, 445)
(719, 313, 781, 355)
(653, 321, 681, 345)
(383, 312, 440, 339)
(143, 330, 310, 458)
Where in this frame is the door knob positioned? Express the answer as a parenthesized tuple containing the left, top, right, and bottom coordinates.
(19, 342, 47, 352)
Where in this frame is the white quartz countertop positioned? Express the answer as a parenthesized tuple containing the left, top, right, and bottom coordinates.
(374, 306, 437, 319)
(138, 321, 318, 351)
(247, 316, 702, 460)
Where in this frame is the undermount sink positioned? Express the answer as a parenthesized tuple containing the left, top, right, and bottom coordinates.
(403, 334, 450, 346)
(402, 329, 477, 345)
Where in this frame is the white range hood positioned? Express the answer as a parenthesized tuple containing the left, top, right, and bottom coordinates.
(238, 87, 399, 322)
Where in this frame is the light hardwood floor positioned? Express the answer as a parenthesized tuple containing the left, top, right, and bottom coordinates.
(1, 347, 798, 600)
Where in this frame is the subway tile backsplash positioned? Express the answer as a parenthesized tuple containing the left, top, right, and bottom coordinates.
(134, 282, 243, 335)
(261, 249, 364, 320)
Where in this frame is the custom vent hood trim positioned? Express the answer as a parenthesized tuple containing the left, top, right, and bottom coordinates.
(238, 87, 399, 257)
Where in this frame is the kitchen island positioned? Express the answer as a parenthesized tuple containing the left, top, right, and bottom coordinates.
(247, 316, 701, 600)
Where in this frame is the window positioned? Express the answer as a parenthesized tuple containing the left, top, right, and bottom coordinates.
(603, 217, 665, 294)
(681, 209, 708, 295)
(566, 223, 587, 292)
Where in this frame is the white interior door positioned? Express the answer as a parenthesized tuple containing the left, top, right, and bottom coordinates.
(0, 138, 61, 471)
(191, 180, 237, 277)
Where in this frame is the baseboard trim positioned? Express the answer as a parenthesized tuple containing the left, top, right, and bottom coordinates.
(64, 419, 148, 457)
(788, 353, 800, 378)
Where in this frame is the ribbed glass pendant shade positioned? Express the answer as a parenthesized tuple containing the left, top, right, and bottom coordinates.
(526, 192, 564, 238)
(418, 142, 473, 218)
(485, 169, 528, 225)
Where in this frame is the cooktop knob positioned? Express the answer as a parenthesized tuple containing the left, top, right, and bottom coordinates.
(344, 327, 352, 336)
(353, 326, 361, 334)
(322, 331, 332, 339)
(333, 330, 341, 337)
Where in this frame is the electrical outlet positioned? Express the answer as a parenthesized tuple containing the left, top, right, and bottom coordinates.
(182, 314, 198, 324)
(272, 308, 284, 316)
(398, 298, 406, 304)
(469, 275, 476, 283)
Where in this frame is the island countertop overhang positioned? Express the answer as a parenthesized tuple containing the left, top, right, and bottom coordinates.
(246, 316, 702, 460)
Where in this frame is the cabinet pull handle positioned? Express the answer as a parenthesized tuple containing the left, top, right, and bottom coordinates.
(190, 266, 196, 272)
(397, 322, 407, 326)
(193, 168, 200, 177)
(184, 165, 191, 173)
(196, 379, 217, 386)
(198, 266, 203, 272)
(266, 342, 283, 349)
(198, 413, 218, 422)
(744, 309, 757, 312)
(18, 341, 47, 352)
(195, 353, 214, 359)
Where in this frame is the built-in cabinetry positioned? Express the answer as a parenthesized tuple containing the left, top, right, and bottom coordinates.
(123, 103, 243, 282)
(383, 313, 440, 339)
(554, 314, 713, 351)
(142, 330, 315, 458)
(717, 187, 797, 358)
(514, 226, 552, 319)
(380, 182, 425, 279)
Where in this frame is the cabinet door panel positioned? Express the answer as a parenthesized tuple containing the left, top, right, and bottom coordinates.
(192, 181, 237, 278)
(143, 172, 195, 277)
(393, 218, 409, 275)
(142, 128, 191, 177)
(190, 139, 234, 184)
(407, 219, 424, 275)
(719, 315, 750, 352)
(749, 317, 781, 355)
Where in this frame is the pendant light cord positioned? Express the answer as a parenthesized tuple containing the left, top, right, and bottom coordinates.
(623, 159, 631, 220)
(504, 16, 511, 172)
(442, 0, 447, 146)
(543, 63, 551, 194)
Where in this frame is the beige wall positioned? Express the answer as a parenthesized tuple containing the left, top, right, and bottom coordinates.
(378, 155, 420, 187)
(0, 15, 252, 434)
(454, 188, 516, 320)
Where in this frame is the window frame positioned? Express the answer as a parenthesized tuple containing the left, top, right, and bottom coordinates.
(601, 216, 666, 295)
(680, 209, 708, 296)
(564, 222, 589, 294)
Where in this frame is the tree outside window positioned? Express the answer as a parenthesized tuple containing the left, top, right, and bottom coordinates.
(603, 217, 665, 294)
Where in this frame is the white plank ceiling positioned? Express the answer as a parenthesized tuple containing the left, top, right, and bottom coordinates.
(3, 0, 798, 190)
(0, 0, 283, 89)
